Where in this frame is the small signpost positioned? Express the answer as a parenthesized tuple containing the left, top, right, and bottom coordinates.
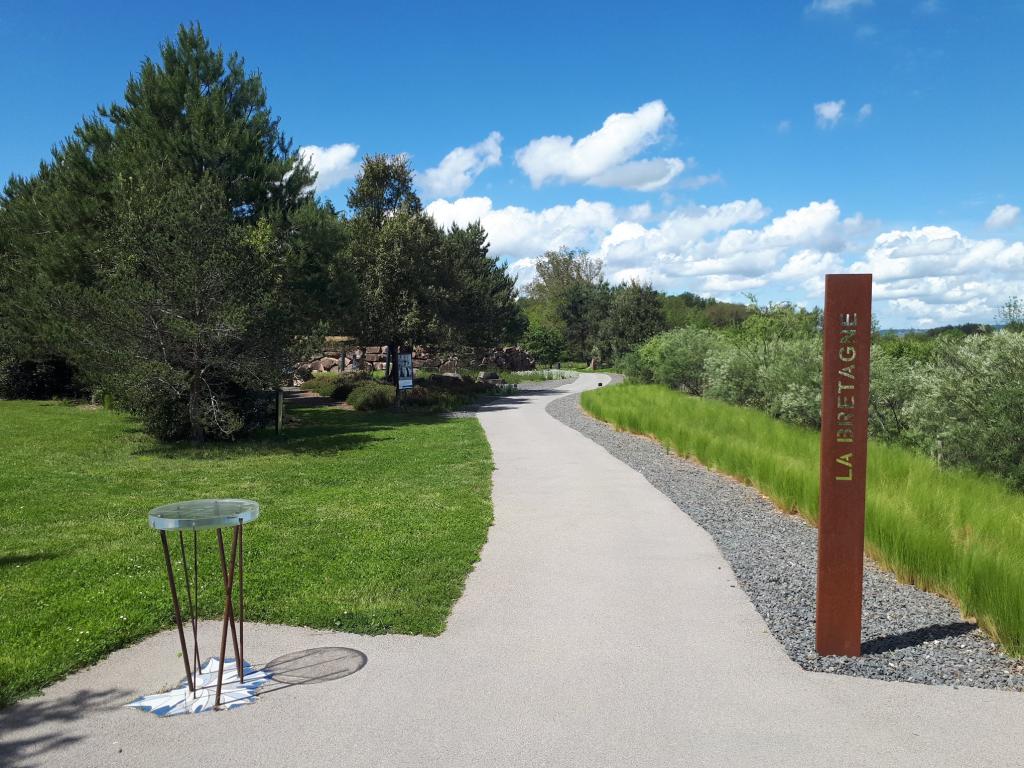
(397, 352, 414, 391)
(816, 273, 872, 657)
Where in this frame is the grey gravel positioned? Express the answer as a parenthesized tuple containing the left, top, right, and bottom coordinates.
(548, 390, 1024, 692)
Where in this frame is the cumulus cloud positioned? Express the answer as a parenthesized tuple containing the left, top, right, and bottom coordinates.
(593, 199, 855, 296)
(808, 0, 871, 12)
(815, 100, 845, 128)
(514, 100, 685, 190)
(426, 196, 618, 283)
(419, 132, 502, 200)
(858, 103, 873, 121)
(679, 173, 723, 190)
(428, 192, 1024, 327)
(777, 119, 792, 134)
(986, 203, 1020, 230)
(298, 143, 360, 192)
(850, 226, 1024, 324)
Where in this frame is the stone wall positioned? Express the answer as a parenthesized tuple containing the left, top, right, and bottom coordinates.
(294, 337, 534, 382)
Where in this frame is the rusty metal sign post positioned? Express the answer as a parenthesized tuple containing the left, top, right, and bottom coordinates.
(816, 273, 872, 657)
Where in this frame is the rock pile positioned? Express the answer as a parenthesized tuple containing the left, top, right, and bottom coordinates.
(294, 339, 534, 383)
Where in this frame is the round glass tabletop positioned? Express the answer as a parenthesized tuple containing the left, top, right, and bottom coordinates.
(148, 499, 260, 531)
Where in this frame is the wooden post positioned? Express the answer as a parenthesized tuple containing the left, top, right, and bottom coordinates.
(275, 389, 284, 435)
(816, 273, 872, 657)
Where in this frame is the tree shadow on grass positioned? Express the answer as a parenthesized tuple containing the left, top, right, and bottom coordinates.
(0, 687, 128, 768)
(130, 406, 458, 460)
(0, 553, 55, 569)
(861, 621, 977, 655)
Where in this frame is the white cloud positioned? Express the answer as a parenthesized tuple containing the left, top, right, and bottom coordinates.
(777, 119, 792, 134)
(430, 192, 1024, 327)
(986, 203, 1020, 230)
(858, 103, 873, 121)
(809, 0, 871, 12)
(419, 132, 502, 200)
(849, 226, 1024, 324)
(679, 173, 723, 190)
(587, 157, 686, 192)
(426, 196, 618, 284)
(814, 100, 845, 128)
(298, 143, 360, 192)
(514, 100, 685, 190)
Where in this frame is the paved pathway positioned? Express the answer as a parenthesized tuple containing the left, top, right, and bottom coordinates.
(4, 373, 1024, 767)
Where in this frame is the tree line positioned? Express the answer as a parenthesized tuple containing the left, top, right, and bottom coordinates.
(518, 247, 750, 366)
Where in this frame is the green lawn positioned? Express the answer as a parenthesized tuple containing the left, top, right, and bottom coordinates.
(582, 384, 1024, 655)
(0, 400, 494, 706)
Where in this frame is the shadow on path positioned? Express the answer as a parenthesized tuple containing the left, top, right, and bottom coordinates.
(258, 647, 367, 697)
(0, 687, 128, 768)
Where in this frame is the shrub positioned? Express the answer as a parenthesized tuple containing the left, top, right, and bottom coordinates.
(123, 381, 274, 441)
(346, 381, 395, 411)
(401, 385, 459, 411)
(759, 336, 822, 428)
(619, 351, 651, 383)
(522, 324, 565, 366)
(704, 341, 762, 407)
(301, 370, 370, 400)
(869, 343, 923, 444)
(908, 331, 1024, 487)
(0, 355, 87, 400)
(648, 327, 716, 394)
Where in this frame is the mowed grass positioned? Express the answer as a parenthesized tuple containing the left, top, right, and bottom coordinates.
(0, 400, 494, 706)
(582, 384, 1024, 655)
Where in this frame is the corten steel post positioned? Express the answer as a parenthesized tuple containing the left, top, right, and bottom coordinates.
(816, 273, 872, 657)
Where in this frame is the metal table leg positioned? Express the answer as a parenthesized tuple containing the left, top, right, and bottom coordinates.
(159, 531, 194, 693)
(215, 526, 242, 706)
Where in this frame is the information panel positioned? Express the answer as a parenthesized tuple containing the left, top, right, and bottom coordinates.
(397, 352, 414, 391)
(816, 273, 872, 657)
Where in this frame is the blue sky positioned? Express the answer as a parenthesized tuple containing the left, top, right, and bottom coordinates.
(2, 0, 1022, 327)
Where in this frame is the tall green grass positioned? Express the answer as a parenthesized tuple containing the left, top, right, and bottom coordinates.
(582, 384, 1024, 654)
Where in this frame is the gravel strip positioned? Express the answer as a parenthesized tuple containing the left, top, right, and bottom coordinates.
(548, 391, 1024, 691)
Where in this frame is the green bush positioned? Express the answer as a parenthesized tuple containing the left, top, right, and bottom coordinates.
(909, 331, 1024, 488)
(648, 328, 716, 394)
(522, 324, 565, 366)
(346, 381, 395, 410)
(759, 336, 822, 428)
(301, 370, 370, 400)
(869, 342, 923, 444)
(122, 381, 274, 442)
(401, 385, 461, 411)
(0, 354, 87, 400)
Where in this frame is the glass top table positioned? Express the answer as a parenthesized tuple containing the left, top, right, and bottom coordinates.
(148, 499, 260, 531)
(148, 498, 258, 707)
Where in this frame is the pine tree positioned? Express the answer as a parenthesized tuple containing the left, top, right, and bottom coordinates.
(0, 23, 351, 438)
